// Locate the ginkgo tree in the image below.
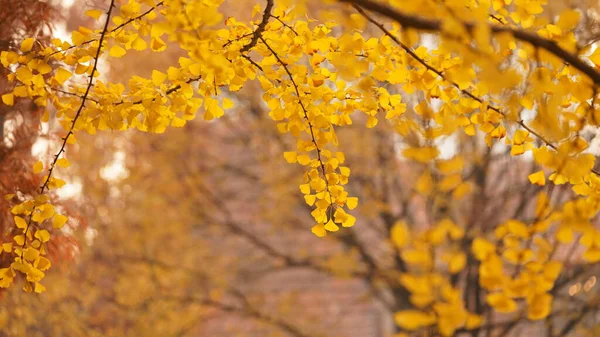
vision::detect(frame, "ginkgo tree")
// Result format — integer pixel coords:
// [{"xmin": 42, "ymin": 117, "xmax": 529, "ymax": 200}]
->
[
  {"xmin": 4, "ymin": 0, "xmax": 600, "ymax": 335},
  {"xmin": 1, "ymin": 72, "xmax": 599, "ymax": 337}
]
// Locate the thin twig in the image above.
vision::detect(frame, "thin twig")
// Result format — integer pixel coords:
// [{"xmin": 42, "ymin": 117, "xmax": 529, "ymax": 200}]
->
[
  {"xmin": 259, "ymin": 36, "xmax": 335, "ymax": 218},
  {"xmin": 48, "ymin": 1, "xmax": 162, "ymax": 57},
  {"xmin": 240, "ymin": 0, "xmax": 274, "ymax": 53},
  {"xmin": 343, "ymin": 0, "xmax": 600, "ymax": 86},
  {"xmin": 353, "ymin": 4, "xmax": 600, "ymax": 176},
  {"xmin": 21, "ymin": 0, "xmax": 117, "ymax": 263},
  {"xmin": 271, "ymin": 15, "xmax": 299, "ymax": 36}
]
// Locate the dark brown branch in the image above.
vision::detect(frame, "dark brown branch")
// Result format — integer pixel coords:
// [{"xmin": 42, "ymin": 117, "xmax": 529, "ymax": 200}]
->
[
  {"xmin": 21, "ymin": 0, "xmax": 117, "ymax": 261},
  {"xmin": 241, "ymin": 54, "xmax": 264, "ymax": 72},
  {"xmin": 553, "ymin": 298, "xmax": 599, "ymax": 337},
  {"xmin": 343, "ymin": 0, "xmax": 600, "ymax": 85},
  {"xmin": 258, "ymin": 35, "xmax": 335, "ymax": 215},
  {"xmin": 49, "ymin": 86, "xmax": 101, "ymax": 104},
  {"xmin": 113, "ymin": 76, "xmax": 201, "ymax": 106},
  {"xmin": 48, "ymin": 1, "xmax": 162, "ymax": 57},
  {"xmin": 240, "ymin": 0, "xmax": 274, "ymax": 53},
  {"xmin": 270, "ymin": 15, "xmax": 299, "ymax": 36},
  {"xmin": 353, "ymin": 4, "xmax": 600, "ymax": 176}
]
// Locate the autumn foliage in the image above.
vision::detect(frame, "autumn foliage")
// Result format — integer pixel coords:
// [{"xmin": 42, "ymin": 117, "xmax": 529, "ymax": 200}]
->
[{"xmin": 4, "ymin": 0, "xmax": 600, "ymax": 336}]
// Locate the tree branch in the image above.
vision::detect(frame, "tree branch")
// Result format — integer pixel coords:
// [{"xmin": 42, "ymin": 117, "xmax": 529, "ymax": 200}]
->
[
  {"xmin": 342, "ymin": 0, "xmax": 600, "ymax": 85},
  {"xmin": 240, "ymin": 0, "xmax": 274, "ymax": 53},
  {"xmin": 352, "ymin": 3, "xmax": 600, "ymax": 176}
]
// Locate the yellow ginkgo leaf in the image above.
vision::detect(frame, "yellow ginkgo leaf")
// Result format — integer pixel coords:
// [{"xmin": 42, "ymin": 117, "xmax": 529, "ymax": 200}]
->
[
  {"xmin": 486, "ymin": 292, "xmax": 517, "ymax": 313},
  {"xmin": 131, "ymin": 36, "xmax": 147, "ymax": 51},
  {"xmin": 23, "ymin": 248, "xmax": 39, "ymax": 261},
  {"xmin": 171, "ymin": 117, "xmax": 186, "ymax": 127},
  {"xmin": 528, "ymin": 170, "xmax": 545, "ymax": 186},
  {"xmin": 465, "ymin": 314, "xmax": 482, "ymax": 329},
  {"xmin": 403, "ymin": 147, "xmax": 439, "ymax": 163},
  {"xmin": 448, "ymin": 252, "xmax": 466, "ymax": 274},
  {"xmin": 54, "ymin": 68, "xmax": 72, "ymax": 86},
  {"xmin": 297, "ymin": 155, "xmax": 311, "ymax": 166},
  {"xmin": 20, "ymin": 37, "xmax": 34, "ymax": 52},
  {"xmin": 33, "ymin": 161, "xmax": 44, "ymax": 174},
  {"xmin": 151, "ymin": 37, "xmax": 166, "ymax": 52},
  {"xmin": 34, "ymin": 229, "xmax": 50, "ymax": 243},
  {"xmin": 109, "ymin": 45, "xmax": 126, "ymax": 58},
  {"xmin": 14, "ymin": 216, "xmax": 27, "ymax": 229},
  {"xmin": 346, "ymin": 197, "xmax": 358, "ymax": 210},
  {"xmin": 151, "ymin": 70, "xmax": 167, "ymax": 85},
  {"xmin": 391, "ymin": 221, "xmax": 410, "ymax": 248},
  {"xmin": 56, "ymin": 158, "xmax": 70, "ymax": 168},
  {"xmin": 394, "ymin": 310, "xmax": 436, "ymax": 330},
  {"xmin": 527, "ymin": 292, "xmax": 553, "ymax": 320},
  {"xmin": 71, "ymin": 31, "xmax": 86, "ymax": 46},
  {"xmin": 557, "ymin": 9, "xmax": 580, "ymax": 30},
  {"xmin": 223, "ymin": 98, "xmax": 234, "ymax": 109},
  {"xmin": 66, "ymin": 134, "xmax": 77, "ymax": 145},
  {"xmin": 472, "ymin": 237, "xmax": 495, "ymax": 261},
  {"xmin": 52, "ymin": 214, "xmax": 68, "ymax": 229},
  {"xmin": 366, "ymin": 115, "xmax": 378, "ymax": 128},
  {"xmin": 34, "ymin": 282, "xmax": 46, "ymax": 293},
  {"xmin": 342, "ymin": 214, "xmax": 356, "ymax": 228},
  {"xmin": 324, "ymin": 220, "xmax": 339, "ymax": 232},
  {"xmin": 311, "ymin": 224, "xmax": 326, "ymax": 237},
  {"xmin": 283, "ymin": 152, "xmax": 297, "ymax": 163},
  {"xmin": 14, "ymin": 235, "xmax": 25, "ymax": 245},
  {"xmin": 2, "ymin": 93, "xmax": 14, "ymax": 106},
  {"xmin": 85, "ymin": 9, "xmax": 103, "ymax": 20},
  {"xmin": 555, "ymin": 226, "xmax": 573, "ymax": 243}
]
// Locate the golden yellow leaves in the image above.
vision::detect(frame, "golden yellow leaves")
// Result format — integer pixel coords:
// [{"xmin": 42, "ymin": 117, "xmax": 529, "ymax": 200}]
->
[
  {"xmin": 287, "ymin": 150, "xmax": 356, "ymax": 236},
  {"xmin": 403, "ymin": 147, "xmax": 439, "ymax": 163},
  {"xmin": 557, "ymin": 10, "xmax": 580, "ymax": 32},
  {"xmin": 528, "ymin": 170, "xmax": 546, "ymax": 186},
  {"xmin": 395, "ymin": 275, "xmax": 483, "ymax": 336},
  {"xmin": 0, "ymin": 51, "xmax": 18, "ymax": 68},
  {"xmin": 409, "ymin": 155, "xmax": 472, "ymax": 201},
  {"xmin": 471, "ymin": 213, "xmax": 564, "ymax": 321},
  {"xmin": 203, "ymin": 97, "xmax": 225, "ymax": 120},
  {"xmin": 532, "ymin": 145, "xmax": 595, "ymax": 185},
  {"xmin": 0, "ymin": 0, "xmax": 595, "ymax": 311},
  {"xmin": 71, "ymin": 30, "xmax": 87, "ymax": 46},
  {"xmin": 120, "ymin": 1, "xmax": 142, "ymax": 18},
  {"xmin": 445, "ymin": 252, "xmax": 466, "ymax": 274},
  {"xmin": 5, "ymin": 195, "xmax": 65, "ymax": 292},
  {"xmin": 391, "ymin": 221, "xmax": 410, "ymax": 248},
  {"xmin": 394, "ymin": 310, "xmax": 436, "ymax": 330},
  {"xmin": 53, "ymin": 214, "xmax": 68, "ymax": 229},
  {"xmin": 130, "ymin": 36, "xmax": 148, "ymax": 51},
  {"xmin": 486, "ymin": 292, "xmax": 517, "ymax": 313},
  {"xmin": 1, "ymin": 93, "xmax": 14, "ymax": 106},
  {"xmin": 85, "ymin": 9, "xmax": 104, "ymax": 20},
  {"xmin": 33, "ymin": 161, "xmax": 44, "ymax": 174},
  {"xmin": 14, "ymin": 216, "xmax": 27, "ymax": 230},
  {"xmin": 377, "ymin": 88, "xmax": 406, "ymax": 120},
  {"xmin": 53, "ymin": 68, "xmax": 72, "ymax": 86},
  {"xmin": 151, "ymin": 70, "xmax": 167, "ymax": 86},
  {"xmin": 150, "ymin": 37, "xmax": 167, "ymax": 52},
  {"xmin": 589, "ymin": 46, "xmax": 600, "ymax": 67},
  {"xmin": 109, "ymin": 45, "xmax": 127, "ymax": 58},
  {"xmin": 20, "ymin": 38, "xmax": 35, "ymax": 52},
  {"xmin": 56, "ymin": 158, "xmax": 70, "ymax": 168},
  {"xmin": 527, "ymin": 292, "xmax": 553, "ymax": 320},
  {"xmin": 390, "ymin": 218, "xmax": 471, "ymax": 332}
]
